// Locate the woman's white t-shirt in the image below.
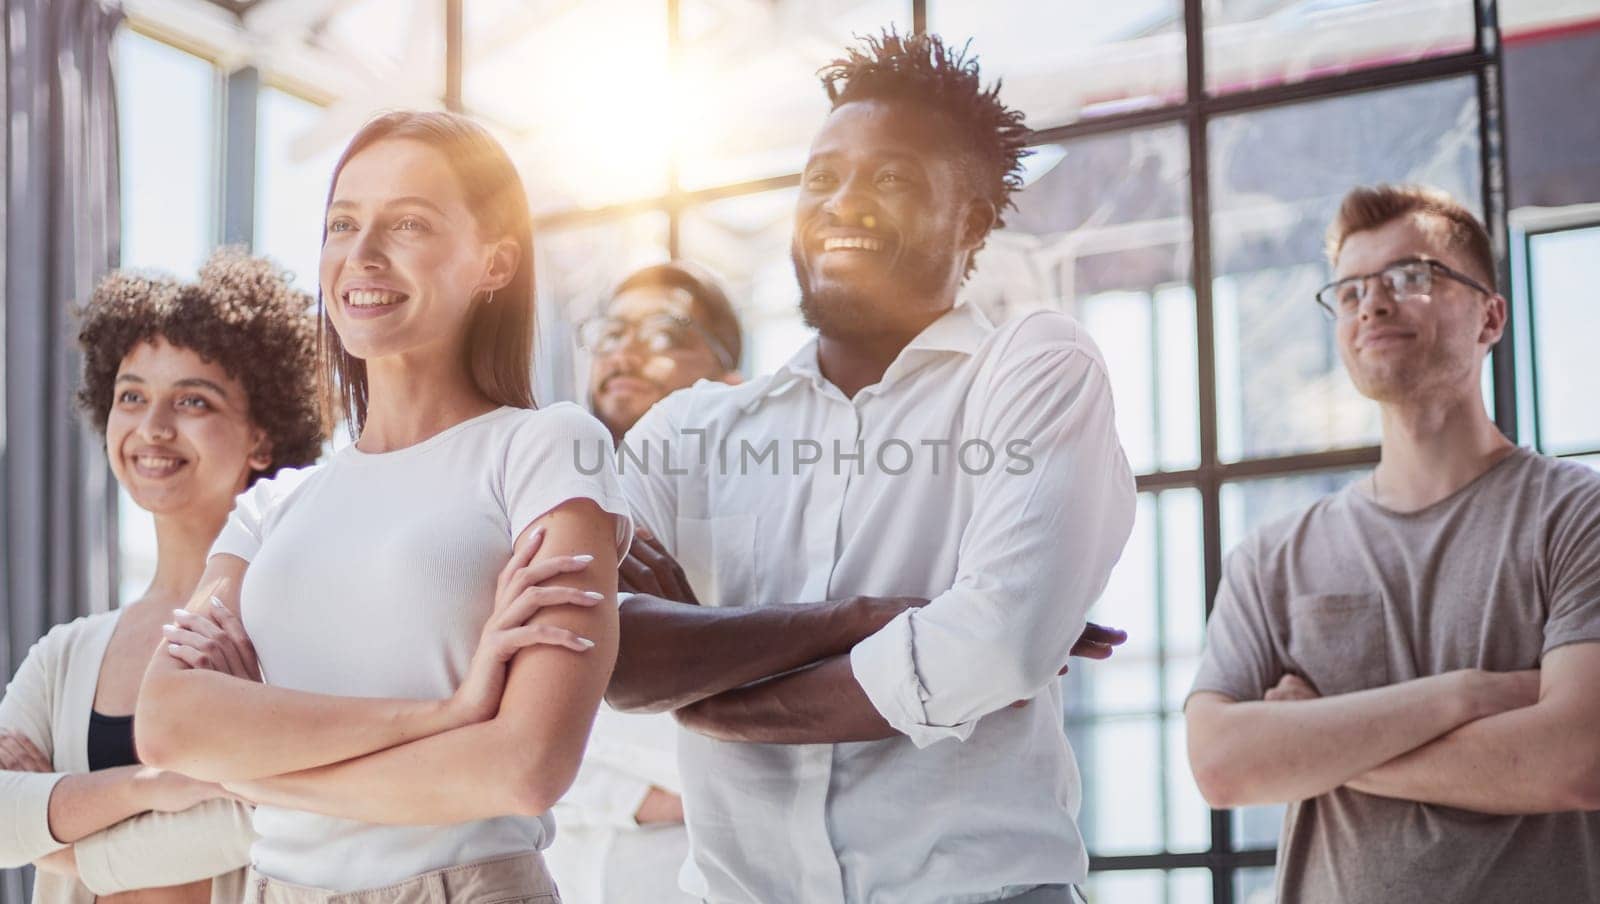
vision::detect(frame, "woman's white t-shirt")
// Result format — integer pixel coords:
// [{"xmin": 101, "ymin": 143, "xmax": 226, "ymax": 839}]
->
[{"xmin": 210, "ymin": 403, "xmax": 632, "ymax": 891}]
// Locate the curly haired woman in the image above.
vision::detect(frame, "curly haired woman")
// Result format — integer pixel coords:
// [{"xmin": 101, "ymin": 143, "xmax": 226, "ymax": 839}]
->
[{"xmin": 0, "ymin": 249, "xmax": 324, "ymax": 904}]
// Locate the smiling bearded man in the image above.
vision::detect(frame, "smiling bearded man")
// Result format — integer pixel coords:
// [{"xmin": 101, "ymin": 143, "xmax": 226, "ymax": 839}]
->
[{"xmin": 602, "ymin": 30, "xmax": 1135, "ymax": 904}]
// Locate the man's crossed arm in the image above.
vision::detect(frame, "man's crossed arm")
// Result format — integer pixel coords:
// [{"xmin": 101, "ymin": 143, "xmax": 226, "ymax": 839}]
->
[
  {"xmin": 1184, "ymin": 642, "xmax": 1600, "ymax": 815},
  {"xmin": 607, "ymin": 533, "xmax": 1127, "ymax": 744}
]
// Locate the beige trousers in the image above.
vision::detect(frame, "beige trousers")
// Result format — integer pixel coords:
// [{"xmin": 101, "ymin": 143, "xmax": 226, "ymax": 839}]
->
[{"xmin": 245, "ymin": 852, "xmax": 560, "ymax": 904}]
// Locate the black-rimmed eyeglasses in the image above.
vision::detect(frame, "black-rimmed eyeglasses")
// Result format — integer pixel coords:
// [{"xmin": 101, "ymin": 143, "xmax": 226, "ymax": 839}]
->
[{"xmin": 1314, "ymin": 258, "xmax": 1493, "ymax": 320}]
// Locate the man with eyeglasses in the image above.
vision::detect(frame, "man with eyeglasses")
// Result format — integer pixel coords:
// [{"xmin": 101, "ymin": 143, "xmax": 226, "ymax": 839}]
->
[
  {"xmin": 544, "ymin": 261, "xmax": 743, "ymax": 904},
  {"xmin": 1185, "ymin": 184, "xmax": 1600, "ymax": 903},
  {"xmin": 584, "ymin": 262, "xmax": 744, "ymax": 445}
]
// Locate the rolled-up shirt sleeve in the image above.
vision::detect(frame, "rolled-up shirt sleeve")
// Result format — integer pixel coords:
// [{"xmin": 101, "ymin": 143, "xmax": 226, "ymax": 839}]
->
[{"xmin": 851, "ymin": 324, "xmax": 1135, "ymax": 747}]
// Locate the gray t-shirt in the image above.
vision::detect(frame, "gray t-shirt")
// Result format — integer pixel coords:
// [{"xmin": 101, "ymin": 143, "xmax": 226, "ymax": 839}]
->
[{"xmin": 1191, "ymin": 448, "xmax": 1600, "ymax": 903}]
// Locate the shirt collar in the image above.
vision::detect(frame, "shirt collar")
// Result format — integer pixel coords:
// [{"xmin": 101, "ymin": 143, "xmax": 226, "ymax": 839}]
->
[{"xmin": 745, "ymin": 302, "xmax": 995, "ymax": 411}]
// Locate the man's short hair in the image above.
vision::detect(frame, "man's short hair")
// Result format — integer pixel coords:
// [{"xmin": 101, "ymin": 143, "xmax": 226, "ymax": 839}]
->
[
  {"xmin": 611, "ymin": 261, "xmax": 742, "ymax": 370},
  {"xmin": 1325, "ymin": 184, "xmax": 1497, "ymax": 290},
  {"xmin": 818, "ymin": 29, "xmax": 1031, "ymax": 277}
]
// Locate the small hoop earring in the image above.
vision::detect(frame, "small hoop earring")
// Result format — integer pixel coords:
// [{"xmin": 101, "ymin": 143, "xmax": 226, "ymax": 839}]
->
[{"xmin": 484, "ymin": 290, "xmax": 495, "ymax": 306}]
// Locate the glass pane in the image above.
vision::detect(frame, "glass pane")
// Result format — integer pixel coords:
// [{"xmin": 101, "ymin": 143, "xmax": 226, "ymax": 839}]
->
[
  {"xmin": 1070, "ymin": 494, "xmax": 1162, "ymax": 717},
  {"xmin": 1162, "ymin": 490, "xmax": 1207, "ymax": 712},
  {"xmin": 256, "ymin": 88, "xmax": 342, "ymax": 293},
  {"xmin": 1574, "ymin": 454, "xmax": 1600, "ymax": 471},
  {"xmin": 466, "ymin": 1, "xmax": 672, "ymax": 212},
  {"xmin": 678, "ymin": 188, "xmax": 811, "ymax": 378},
  {"xmin": 1066, "ymin": 489, "xmax": 1207, "ymax": 854},
  {"xmin": 1068, "ymin": 489, "xmax": 1203, "ymax": 718},
  {"xmin": 1210, "ymin": 77, "xmax": 1481, "ymax": 461},
  {"xmin": 114, "ymin": 29, "xmax": 216, "ymax": 605},
  {"xmin": 1083, "ymin": 868, "xmax": 1213, "ymax": 902},
  {"xmin": 1170, "ymin": 868, "xmax": 1214, "ymax": 903},
  {"xmin": 1166, "ymin": 715, "xmax": 1211, "ymax": 852},
  {"xmin": 117, "ymin": 486, "xmax": 156, "ymax": 606},
  {"xmin": 281, "ymin": 0, "xmax": 447, "ymax": 145},
  {"xmin": 1220, "ymin": 468, "xmax": 1367, "ymax": 551},
  {"xmin": 1232, "ymin": 802, "xmax": 1287, "ymax": 852},
  {"xmin": 116, "ymin": 29, "xmax": 216, "ymax": 274},
  {"xmin": 966, "ymin": 126, "xmax": 1196, "ymax": 473},
  {"xmin": 1234, "ymin": 865, "xmax": 1278, "ymax": 904},
  {"xmin": 1085, "ymin": 869, "xmax": 1164, "ymax": 901},
  {"xmin": 674, "ymin": 0, "xmax": 909, "ymax": 189},
  {"xmin": 1071, "ymin": 716, "xmax": 1163, "ymax": 855},
  {"xmin": 532, "ymin": 214, "xmax": 672, "ymax": 405},
  {"xmin": 316, "ymin": 0, "xmax": 445, "ymax": 85},
  {"xmin": 1205, "ymin": 0, "xmax": 1476, "ymax": 95},
  {"xmin": 1529, "ymin": 225, "xmax": 1600, "ymax": 454},
  {"xmin": 928, "ymin": 0, "xmax": 1185, "ymax": 129}
]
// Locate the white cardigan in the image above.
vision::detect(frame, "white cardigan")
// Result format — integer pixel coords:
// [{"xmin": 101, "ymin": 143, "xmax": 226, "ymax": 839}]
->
[{"xmin": 0, "ymin": 609, "xmax": 252, "ymax": 904}]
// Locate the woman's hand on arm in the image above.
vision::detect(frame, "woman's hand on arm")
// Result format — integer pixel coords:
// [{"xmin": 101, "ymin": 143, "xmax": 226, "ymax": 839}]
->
[
  {"xmin": 163, "ymin": 528, "xmax": 600, "ymax": 730},
  {"xmin": 161, "ymin": 598, "xmax": 260, "ymax": 681},
  {"xmin": 0, "ymin": 731, "xmax": 51, "ymax": 773},
  {"xmin": 225, "ymin": 499, "xmax": 622, "ymax": 825},
  {"xmin": 137, "ymin": 556, "xmax": 507, "ymax": 782},
  {"xmin": 448, "ymin": 525, "xmax": 608, "ymax": 724}
]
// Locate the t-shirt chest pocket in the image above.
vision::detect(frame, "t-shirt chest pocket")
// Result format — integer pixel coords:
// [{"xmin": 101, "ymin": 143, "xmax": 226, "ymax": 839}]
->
[
  {"xmin": 1286, "ymin": 592, "xmax": 1390, "ymax": 696},
  {"xmin": 674, "ymin": 513, "xmax": 758, "ymax": 608}
]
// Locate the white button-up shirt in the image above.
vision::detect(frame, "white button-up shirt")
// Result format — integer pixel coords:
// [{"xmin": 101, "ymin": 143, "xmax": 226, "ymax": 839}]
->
[{"xmin": 617, "ymin": 303, "xmax": 1135, "ymax": 904}]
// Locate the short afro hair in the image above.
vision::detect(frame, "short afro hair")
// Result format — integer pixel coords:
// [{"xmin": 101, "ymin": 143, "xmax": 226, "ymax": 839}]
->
[
  {"xmin": 76, "ymin": 248, "xmax": 326, "ymax": 484},
  {"xmin": 818, "ymin": 28, "xmax": 1031, "ymax": 275}
]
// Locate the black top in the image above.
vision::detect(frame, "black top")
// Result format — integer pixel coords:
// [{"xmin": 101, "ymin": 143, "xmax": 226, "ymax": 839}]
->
[{"xmin": 87, "ymin": 710, "xmax": 138, "ymax": 771}]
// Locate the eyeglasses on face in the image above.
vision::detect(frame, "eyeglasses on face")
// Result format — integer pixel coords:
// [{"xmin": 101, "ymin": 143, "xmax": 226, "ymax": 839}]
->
[
  {"xmin": 578, "ymin": 313, "xmax": 735, "ymax": 371},
  {"xmin": 1314, "ymin": 257, "xmax": 1492, "ymax": 320}
]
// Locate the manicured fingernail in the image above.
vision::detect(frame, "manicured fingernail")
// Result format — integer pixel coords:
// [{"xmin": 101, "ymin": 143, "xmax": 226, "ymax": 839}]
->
[
  {"xmin": 574, "ymin": 554, "xmax": 594, "ymax": 564},
  {"xmin": 576, "ymin": 637, "xmax": 596, "ymax": 648},
  {"xmin": 172, "ymin": 608, "xmax": 188, "ymax": 618},
  {"xmin": 210, "ymin": 596, "xmax": 225, "ymax": 609},
  {"xmin": 167, "ymin": 644, "xmax": 183, "ymax": 653},
  {"xmin": 584, "ymin": 591, "xmax": 605, "ymax": 600},
  {"xmin": 161, "ymin": 624, "xmax": 177, "ymax": 635}
]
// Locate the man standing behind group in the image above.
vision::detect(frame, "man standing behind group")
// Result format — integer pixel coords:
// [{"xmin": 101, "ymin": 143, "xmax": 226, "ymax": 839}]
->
[
  {"xmin": 545, "ymin": 262, "xmax": 743, "ymax": 903},
  {"xmin": 605, "ymin": 31, "xmax": 1134, "ymax": 904},
  {"xmin": 1186, "ymin": 184, "xmax": 1600, "ymax": 903},
  {"xmin": 585, "ymin": 262, "xmax": 744, "ymax": 446}
]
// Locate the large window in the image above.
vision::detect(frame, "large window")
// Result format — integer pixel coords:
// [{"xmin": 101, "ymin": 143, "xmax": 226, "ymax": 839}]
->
[
  {"xmin": 112, "ymin": 28, "xmax": 220, "ymax": 605},
  {"xmin": 108, "ymin": 1, "xmax": 1528, "ymax": 898},
  {"xmin": 255, "ymin": 86, "xmax": 341, "ymax": 293}
]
